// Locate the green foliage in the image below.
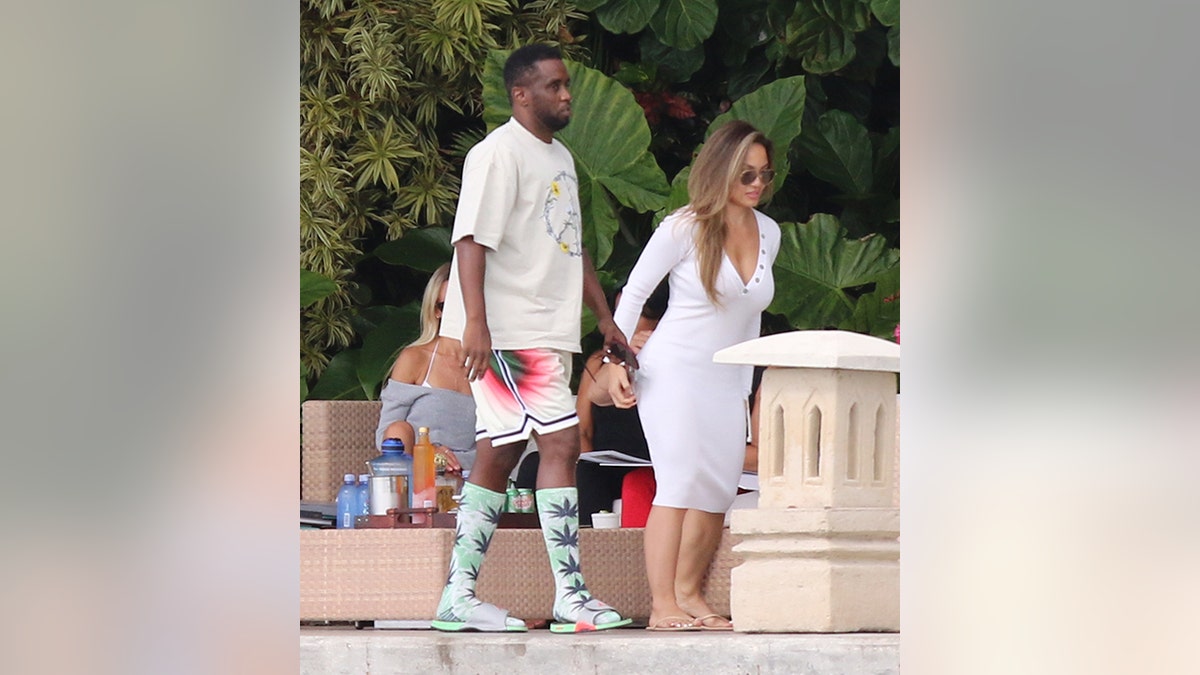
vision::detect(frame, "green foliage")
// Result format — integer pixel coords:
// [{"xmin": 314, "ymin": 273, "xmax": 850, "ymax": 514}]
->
[
  {"xmin": 784, "ymin": 0, "xmax": 871, "ymax": 74},
  {"xmin": 796, "ymin": 109, "xmax": 874, "ymax": 198},
  {"xmin": 301, "ymin": 0, "xmax": 588, "ymax": 393},
  {"xmin": 596, "ymin": 0, "xmax": 658, "ymax": 35},
  {"xmin": 768, "ymin": 214, "xmax": 899, "ymax": 332},
  {"xmin": 372, "ymin": 227, "xmax": 454, "ymax": 272},
  {"xmin": 301, "ymin": 269, "xmax": 339, "ymax": 308},
  {"xmin": 648, "ymin": 0, "xmax": 718, "ymax": 50}
]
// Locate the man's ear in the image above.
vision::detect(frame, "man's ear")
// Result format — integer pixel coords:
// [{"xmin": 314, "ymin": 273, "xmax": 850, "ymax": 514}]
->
[{"xmin": 510, "ymin": 85, "xmax": 526, "ymax": 108}]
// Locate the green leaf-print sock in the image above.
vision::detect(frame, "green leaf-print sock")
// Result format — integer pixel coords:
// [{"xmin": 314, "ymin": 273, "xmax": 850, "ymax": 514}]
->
[
  {"xmin": 536, "ymin": 487, "xmax": 625, "ymax": 628},
  {"xmin": 435, "ymin": 481, "xmax": 508, "ymax": 622}
]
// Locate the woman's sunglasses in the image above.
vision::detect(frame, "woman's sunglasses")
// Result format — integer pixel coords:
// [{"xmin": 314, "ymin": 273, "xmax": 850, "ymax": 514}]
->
[{"xmin": 739, "ymin": 169, "xmax": 776, "ymax": 186}]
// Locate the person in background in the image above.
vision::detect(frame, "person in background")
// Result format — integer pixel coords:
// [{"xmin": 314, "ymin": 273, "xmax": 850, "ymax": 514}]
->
[
  {"xmin": 431, "ymin": 44, "xmax": 635, "ymax": 634},
  {"xmin": 375, "ymin": 262, "xmax": 475, "ymax": 474},
  {"xmin": 605, "ymin": 120, "xmax": 781, "ymax": 631}
]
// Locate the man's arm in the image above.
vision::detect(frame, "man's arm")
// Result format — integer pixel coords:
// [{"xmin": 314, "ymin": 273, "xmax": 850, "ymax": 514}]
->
[
  {"xmin": 581, "ymin": 248, "xmax": 637, "ymax": 369},
  {"xmin": 455, "ymin": 236, "xmax": 491, "ymax": 382}
]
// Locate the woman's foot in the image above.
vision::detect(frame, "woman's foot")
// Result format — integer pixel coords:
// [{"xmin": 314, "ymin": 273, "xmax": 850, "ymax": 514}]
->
[
  {"xmin": 677, "ymin": 597, "xmax": 733, "ymax": 630},
  {"xmin": 690, "ymin": 613, "xmax": 733, "ymax": 630},
  {"xmin": 645, "ymin": 614, "xmax": 699, "ymax": 631},
  {"xmin": 648, "ymin": 602, "xmax": 701, "ymax": 632}
]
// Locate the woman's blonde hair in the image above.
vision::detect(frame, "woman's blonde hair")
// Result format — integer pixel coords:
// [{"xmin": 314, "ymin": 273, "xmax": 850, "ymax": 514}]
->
[
  {"xmin": 410, "ymin": 262, "xmax": 452, "ymax": 348},
  {"xmin": 686, "ymin": 120, "xmax": 774, "ymax": 305}
]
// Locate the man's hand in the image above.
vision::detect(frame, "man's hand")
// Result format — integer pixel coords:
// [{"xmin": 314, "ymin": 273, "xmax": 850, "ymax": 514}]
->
[
  {"xmin": 454, "ymin": 236, "xmax": 491, "ymax": 382},
  {"xmin": 598, "ymin": 317, "xmax": 638, "ymax": 370},
  {"xmin": 461, "ymin": 318, "xmax": 491, "ymax": 382}
]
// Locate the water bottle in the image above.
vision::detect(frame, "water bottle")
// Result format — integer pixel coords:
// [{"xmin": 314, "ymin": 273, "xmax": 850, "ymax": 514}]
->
[
  {"xmin": 336, "ymin": 473, "xmax": 357, "ymax": 529},
  {"xmin": 354, "ymin": 474, "xmax": 370, "ymax": 521},
  {"xmin": 367, "ymin": 438, "xmax": 412, "ymax": 516}
]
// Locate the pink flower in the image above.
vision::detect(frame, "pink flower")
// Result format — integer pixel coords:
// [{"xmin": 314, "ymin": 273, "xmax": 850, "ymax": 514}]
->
[{"xmin": 893, "ymin": 324, "xmax": 900, "ymax": 343}]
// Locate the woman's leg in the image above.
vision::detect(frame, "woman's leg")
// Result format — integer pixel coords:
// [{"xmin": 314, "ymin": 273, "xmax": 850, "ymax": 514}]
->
[
  {"xmin": 643, "ymin": 504, "xmax": 695, "ymax": 628},
  {"xmin": 673, "ymin": 509, "xmax": 731, "ymax": 628}
]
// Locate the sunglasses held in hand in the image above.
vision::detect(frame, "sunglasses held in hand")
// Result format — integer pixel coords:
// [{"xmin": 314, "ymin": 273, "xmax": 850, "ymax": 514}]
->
[{"xmin": 602, "ymin": 343, "xmax": 630, "ymax": 367}]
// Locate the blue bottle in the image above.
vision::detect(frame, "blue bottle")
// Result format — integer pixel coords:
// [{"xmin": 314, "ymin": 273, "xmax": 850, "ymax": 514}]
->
[
  {"xmin": 367, "ymin": 438, "xmax": 413, "ymax": 515},
  {"xmin": 336, "ymin": 473, "xmax": 358, "ymax": 529},
  {"xmin": 354, "ymin": 474, "xmax": 370, "ymax": 521}
]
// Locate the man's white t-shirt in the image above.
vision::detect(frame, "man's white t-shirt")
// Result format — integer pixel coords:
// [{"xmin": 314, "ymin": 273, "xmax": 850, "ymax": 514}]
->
[{"xmin": 439, "ymin": 117, "xmax": 585, "ymax": 352}]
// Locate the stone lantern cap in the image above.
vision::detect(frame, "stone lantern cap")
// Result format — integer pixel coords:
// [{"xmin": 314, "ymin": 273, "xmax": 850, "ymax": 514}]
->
[{"xmin": 713, "ymin": 330, "xmax": 899, "ymax": 372}]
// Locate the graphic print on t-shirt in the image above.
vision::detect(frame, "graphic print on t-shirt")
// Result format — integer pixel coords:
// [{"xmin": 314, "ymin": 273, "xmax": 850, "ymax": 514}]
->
[{"xmin": 543, "ymin": 171, "xmax": 582, "ymax": 257}]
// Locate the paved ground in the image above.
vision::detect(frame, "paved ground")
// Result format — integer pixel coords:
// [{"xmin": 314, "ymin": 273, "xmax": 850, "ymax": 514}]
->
[{"xmin": 300, "ymin": 625, "xmax": 900, "ymax": 674}]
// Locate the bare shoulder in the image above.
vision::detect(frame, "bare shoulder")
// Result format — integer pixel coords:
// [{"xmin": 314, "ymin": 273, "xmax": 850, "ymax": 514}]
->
[{"xmin": 390, "ymin": 344, "xmax": 433, "ymax": 384}]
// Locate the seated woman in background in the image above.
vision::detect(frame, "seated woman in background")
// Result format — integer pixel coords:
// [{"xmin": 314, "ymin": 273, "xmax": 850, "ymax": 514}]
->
[
  {"xmin": 514, "ymin": 283, "xmax": 669, "ymax": 525},
  {"xmin": 376, "ymin": 263, "xmax": 476, "ymax": 474}
]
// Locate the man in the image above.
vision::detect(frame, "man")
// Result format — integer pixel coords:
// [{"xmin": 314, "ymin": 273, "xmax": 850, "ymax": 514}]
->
[{"xmin": 431, "ymin": 44, "xmax": 636, "ymax": 633}]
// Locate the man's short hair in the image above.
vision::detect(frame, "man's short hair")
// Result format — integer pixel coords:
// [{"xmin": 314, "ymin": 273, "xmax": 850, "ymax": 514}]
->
[{"xmin": 504, "ymin": 44, "xmax": 563, "ymax": 96}]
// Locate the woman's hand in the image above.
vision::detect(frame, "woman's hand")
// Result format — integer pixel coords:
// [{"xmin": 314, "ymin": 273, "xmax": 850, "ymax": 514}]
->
[
  {"xmin": 604, "ymin": 363, "xmax": 637, "ymax": 409},
  {"xmin": 434, "ymin": 444, "xmax": 463, "ymax": 475}
]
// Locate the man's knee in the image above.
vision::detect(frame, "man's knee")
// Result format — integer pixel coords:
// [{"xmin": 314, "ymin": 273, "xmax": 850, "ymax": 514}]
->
[
  {"xmin": 534, "ymin": 427, "xmax": 581, "ymax": 467},
  {"xmin": 476, "ymin": 438, "xmax": 525, "ymax": 471}
]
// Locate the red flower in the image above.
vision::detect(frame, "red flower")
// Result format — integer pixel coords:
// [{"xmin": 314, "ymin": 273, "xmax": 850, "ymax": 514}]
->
[
  {"xmin": 634, "ymin": 92, "xmax": 661, "ymax": 126},
  {"xmin": 663, "ymin": 93, "xmax": 695, "ymax": 120}
]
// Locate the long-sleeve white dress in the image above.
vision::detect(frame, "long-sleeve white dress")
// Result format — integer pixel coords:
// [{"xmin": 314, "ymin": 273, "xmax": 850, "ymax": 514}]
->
[{"xmin": 613, "ymin": 207, "xmax": 780, "ymax": 513}]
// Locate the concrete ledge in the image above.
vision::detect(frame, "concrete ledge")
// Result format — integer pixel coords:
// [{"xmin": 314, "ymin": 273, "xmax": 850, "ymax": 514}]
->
[{"xmin": 300, "ymin": 627, "xmax": 900, "ymax": 675}]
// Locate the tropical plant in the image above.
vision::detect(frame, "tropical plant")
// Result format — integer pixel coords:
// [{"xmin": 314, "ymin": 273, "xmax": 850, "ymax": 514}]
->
[{"xmin": 300, "ymin": 0, "xmax": 588, "ymax": 386}]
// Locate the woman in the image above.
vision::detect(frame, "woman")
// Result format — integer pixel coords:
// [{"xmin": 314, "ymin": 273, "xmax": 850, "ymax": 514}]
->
[
  {"xmin": 606, "ymin": 121, "xmax": 780, "ymax": 631},
  {"xmin": 376, "ymin": 262, "xmax": 475, "ymax": 474}
]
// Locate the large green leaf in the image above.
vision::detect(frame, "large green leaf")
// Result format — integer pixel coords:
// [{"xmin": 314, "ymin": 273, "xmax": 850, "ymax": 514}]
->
[
  {"xmin": 596, "ymin": 0, "xmax": 660, "ymax": 34},
  {"xmin": 719, "ymin": 0, "xmax": 775, "ymax": 55},
  {"xmin": 639, "ymin": 32, "xmax": 706, "ymax": 83},
  {"xmin": 709, "ymin": 75, "xmax": 807, "ymax": 190},
  {"xmin": 727, "ymin": 54, "xmax": 773, "ymax": 100},
  {"xmin": 301, "ymin": 269, "xmax": 338, "ymax": 308},
  {"xmin": 653, "ymin": 165, "xmax": 692, "ymax": 226},
  {"xmin": 843, "ymin": 263, "xmax": 899, "ymax": 339},
  {"xmin": 353, "ymin": 304, "xmax": 411, "ymax": 337},
  {"xmin": 372, "ymin": 226, "xmax": 453, "ymax": 271},
  {"xmin": 796, "ymin": 109, "xmax": 874, "ymax": 197},
  {"xmin": 307, "ymin": 349, "xmax": 370, "ymax": 400},
  {"xmin": 482, "ymin": 51, "xmax": 670, "ymax": 266},
  {"xmin": 482, "ymin": 50, "xmax": 513, "ymax": 131},
  {"xmin": 574, "ymin": 0, "xmax": 608, "ymax": 10},
  {"xmin": 357, "ymin": 302, "xmax": 422, "ymax": 394},
  {"xmin": 578, "ymin": 173, "xmax": 620, "ymax": 266},
  {"xmin": 873, "ymin": 126, "xmax": 900, "ymax": 195},
  {"xmin": 649, "ymin": 0, "xmax": 718, "ymax": 51},
  {"xmin": 785, "ymin": 0, "xmax": 869, "ymax": 74},
  {"xmin": 768, "ymin": 214, "xmax": 899, "ymax": 329},
  {"xmin": 887, "ymin": 24, "xmax": 899, "ymax": 66},
  {"xmin": 870, "ymin": 0, "xmax": 899, "ymax": 27}
]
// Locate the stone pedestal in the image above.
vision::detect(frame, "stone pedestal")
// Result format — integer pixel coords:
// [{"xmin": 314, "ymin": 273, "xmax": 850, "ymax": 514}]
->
[{"xmin": 715, "ymin": 330, "xmax": 899, "ymax": 633}]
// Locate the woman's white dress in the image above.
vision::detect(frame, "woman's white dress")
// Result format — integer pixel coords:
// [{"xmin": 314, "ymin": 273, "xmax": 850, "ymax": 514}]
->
[{"xmin": 613, "ymin": 208, "xmax": 779, "ymax": 513}]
